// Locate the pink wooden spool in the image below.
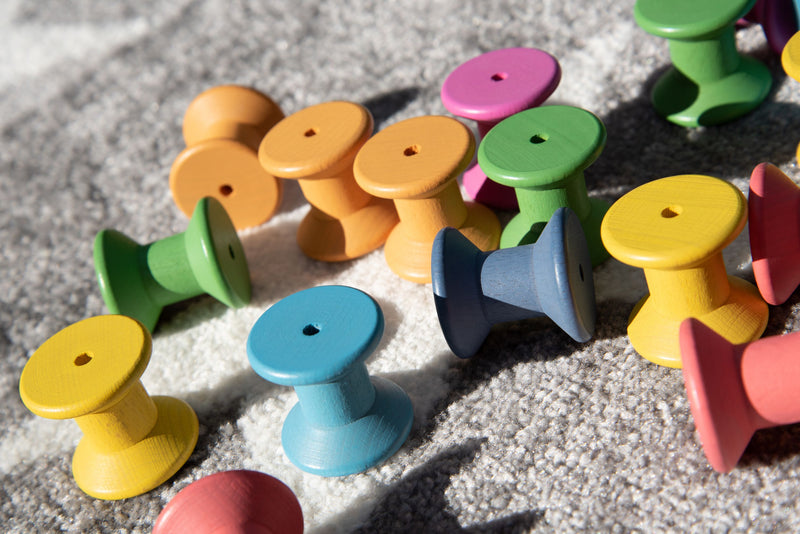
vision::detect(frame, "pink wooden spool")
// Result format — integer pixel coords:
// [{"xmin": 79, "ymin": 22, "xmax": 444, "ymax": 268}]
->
[
  {"xmin": 153, "ymin": 470, "xmax": 303, "ymax": 533},
  {"xmin": 748, "ymin": 162, "xmax": 800, "ymax": 305},
  {"xmin": 440, "ymin": 48, "xmax": 561, "ymax": 210},
  {"xmin": 680, "ymin": 318, "xmax": 800, "ymax": 473}
]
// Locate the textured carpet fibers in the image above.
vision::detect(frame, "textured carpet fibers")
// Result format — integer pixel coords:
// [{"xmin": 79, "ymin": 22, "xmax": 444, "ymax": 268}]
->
[{"xmin": 3, "ymin": 1, "xmax": 800, "ymax": 532}]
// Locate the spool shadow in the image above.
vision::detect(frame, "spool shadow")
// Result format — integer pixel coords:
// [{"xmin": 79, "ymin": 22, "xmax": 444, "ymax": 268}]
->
[
  {"xmin": 346, "ymin": 438, "xmax": 545, "ymax": 533},
  {"xmin": 362, "ymin": 87, "xmax": 421, "ymax": 130},
  {"xmin": 589, "ymin": 64, "xmax": 800, "ymax": 200}
]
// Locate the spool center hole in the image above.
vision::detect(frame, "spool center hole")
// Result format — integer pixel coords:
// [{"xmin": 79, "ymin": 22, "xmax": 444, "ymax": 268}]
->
[
  {"xmin": 228, "ymin": 244, "xmax": 235, "ymax": 260},
  {"xmin": 404, "ymin": 145, "xmax": 420, "ymax": 156},
  {"xmin": 303, "ymin": 324, "xmax": 320, "ymax": 336},
  {"xmin": 530, "ymin": 134, "xmax": 548, "ymax": 144},
  {"xmin": 219, "ymin": 184, "xmax": 233, "ymax": 196},
  {"xmin": 661, "ymin": 206, "xmax": 682, "ymax": 218},
  {"xmin": 491, "ymin": 72, "xmax": 508, "ymax": 81},
  {"xmin": 74, "ymin": 352, "xmax": 92, "ymax": 366},
  {"xmin": 579, "ymin": 264, "xmax": 584, "ymax": 282},
  {"xmin": 304, "ymin": 128, "xmax": 318, "ymax": 137}
]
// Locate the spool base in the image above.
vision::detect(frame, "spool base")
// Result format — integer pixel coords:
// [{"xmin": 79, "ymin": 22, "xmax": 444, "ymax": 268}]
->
[
  {"xmin": 297, "ymin": 198, "xmax": 398, "ymax": 262},
  {"xmin": 94, "ymin": 229, "xmax": 161, "ymax": 332},
  {"xmin": 385, "ymin": 202, "xmax": 500, "ymax": 283},
  {"xmin": 282, "ymin": 377, "xmax": 413, "ymax": 477},
  {"xmin": 72, "ymin": 396, "xmax": 199, "ymax": 500},
  {"xmin": 651, "ymin": 57, "xmax": 771, "ymax": 127},
  {"xmin": 628, "ymin": 276, "xmax": 768, "ymax": 368}
]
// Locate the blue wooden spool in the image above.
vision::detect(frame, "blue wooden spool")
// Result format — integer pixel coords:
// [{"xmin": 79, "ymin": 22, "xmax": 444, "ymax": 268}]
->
[
  {"xmin": 93, "ymin": 197, "xmax": 251, "ymax": 332},
  {"xmin": 247, "ymin": 285, "xmax": 414, "ymax": 477},
  {"xmin": 431, "ymin": 206, "xmax": 596, "ymax": 359}
]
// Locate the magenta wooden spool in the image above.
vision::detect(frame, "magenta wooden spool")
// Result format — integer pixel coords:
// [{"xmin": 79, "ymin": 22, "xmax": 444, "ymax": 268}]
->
[{"xmin": 441, "ymin": 48, "xmax": 561, "ymax": 210}]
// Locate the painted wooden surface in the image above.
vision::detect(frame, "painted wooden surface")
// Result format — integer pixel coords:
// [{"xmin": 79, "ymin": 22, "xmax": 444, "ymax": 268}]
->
[
  {"xmin": 634, "ymin": 0, "xmax": 771, "ymax": 126},
  {"xmin": 680, "ymin": 318, "xmax": 800, "ymax": 473},
  {"xmin": 153, "ymin": 470, "xmax": 304, "ymax": 533},
  {"xmin": 743, "ymin": 0, "xmax": 798, "ymax": 53},
  {"xmin": 354, "ymin": 115, "xmax": 500, "ymax": 283},
  {"xmin": 169, "ymin": 85, "xmax": 284, "ymax": 230},
  {"xmin": 93, "ymin": 197, "xmax": 251, "ymax": 332},
  {"xmin": 258, "ymin": 101, "xmax": 398, "ymax": 262},
  {"xmin": 431, "ymin": 207, "xmax": 596, "ymax": 359},
  {"xmin": 440, "ymin": 48, "xmax": 561, "ymax": 210},
  {"xmin": 749, "ymin": 162, "xmax": 800, "ymax": 305},
  {"xmin": 600, "ymin": 174, "xmax": 768, "ymax": 368},
  {"xmin": 18, "ymin": 315, "xmax": 199, "ymax": 500},
  {"xmin": 782, "ymin": 31, "xmax": 800, "ymax": 165},
  {"xmin": 478, "ymin": 105, "xmax": 609, "ymax": 265},
  {"xmin": 246, "ymin": 285, "xmax": 413, "ymax": 477}
]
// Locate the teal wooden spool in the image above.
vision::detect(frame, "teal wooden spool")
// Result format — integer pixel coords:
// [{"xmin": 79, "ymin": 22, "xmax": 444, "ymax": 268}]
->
[{"xmin": 247, "ymin": 285, "xmax": 413, "ymax": 477}]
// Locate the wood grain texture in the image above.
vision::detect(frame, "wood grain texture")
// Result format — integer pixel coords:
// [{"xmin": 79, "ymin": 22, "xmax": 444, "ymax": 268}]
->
[
  {"xmin": 601, "ymin": 174, "xmax": 768, "ymax": 368},
  {"xmin": 440, "ymin": 47, "xmax": 561, "ymax": 210},
  {"xmin": 93, "ymin": 197, "xmax": 251, "ymax": 332},
  {"xmin": 634, "ymin": 0, "xmax": 771, "ymax": 126},
  {"xmin": 19, "ymin": 315, "xmax": 198, "ymax": 500},
  {"xmin": 258, "ymin": 101, "xmax": 398, "ymax": 262},
  {"xmin": 246, "ymin": 286, "xmax": 413, "ymax": 477},
  {"xmin": 169, "ymin": 85, "xmax": 285, "ymax": 230},
  {"xmin": 680, "ymin": 318, "xmax": 800, "ymax": 473},
  {"xmin": 354, "ymin": 115, "xmax": 500, "ymax": 283}
]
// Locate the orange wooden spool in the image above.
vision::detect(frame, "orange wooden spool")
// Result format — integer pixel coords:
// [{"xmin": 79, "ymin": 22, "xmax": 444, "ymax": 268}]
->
[
  {"xmin": 258, "ymin": 101, "xmax": 398, "ymax": 262},
  {"xmin": 169, "ymin": 85, "xmax": 284, "ymax": 230},
  {"xmin": 354, "ymin": 115, "xmax": 501, "ymax": 283}
]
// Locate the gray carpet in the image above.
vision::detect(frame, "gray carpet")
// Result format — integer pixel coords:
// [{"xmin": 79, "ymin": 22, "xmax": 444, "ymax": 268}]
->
[{"xmin": 3, "ymin": 0, "xmax": 800, "ymax": 532}]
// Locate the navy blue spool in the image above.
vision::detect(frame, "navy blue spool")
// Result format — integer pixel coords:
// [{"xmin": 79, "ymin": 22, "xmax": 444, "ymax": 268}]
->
[
  {"xmin": 247, "ymin": 285, "xmax": 413, "ymax": 477},
  {"xmin": 431, "ymin": 206, "xmax": 596, "ymax": 358}
]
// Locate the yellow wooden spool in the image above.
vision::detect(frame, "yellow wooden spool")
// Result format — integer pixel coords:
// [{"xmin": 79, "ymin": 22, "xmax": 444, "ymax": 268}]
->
[
  {"xmin": 600, "ymin": 174, "xmax": 768, "ymax": 367},
  {"xmin": 19, "ymin": 315, "xmax": 199, "ymax": 500}
]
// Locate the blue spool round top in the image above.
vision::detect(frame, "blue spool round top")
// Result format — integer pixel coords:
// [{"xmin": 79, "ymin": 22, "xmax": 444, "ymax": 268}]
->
[{"xmin": 247, "ymin": 285, "xmax": 384, "ymax": 386}]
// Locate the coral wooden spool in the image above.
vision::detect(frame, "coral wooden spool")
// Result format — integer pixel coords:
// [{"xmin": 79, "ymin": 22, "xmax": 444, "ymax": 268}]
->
[
  {"xmin": 478, "ymin": 104, "xmax": 609, "ymax": 265},
  {"xmin": 600, "ymin": 174, "xmax": 768, "ymax": 368},
  {"xmin": 94, "ymin": 197, "xmax": 251, "ymax": 332},
  {"xmin": 18, "ymin": 315, "xmax": 199, "ymax": 500},
  {"xmin": 634, "ymin": 0, "xmax": 772, "ymax": 126},
  {"xmin": 748, "ymin": 162, "xmax": 800, "ymax": 305},
  {"xmin": 247, "ymin": 285, "xmax": 413, "ymax": 477},
  {"xmin": 169, "ymin": 85, "xmax": 284, "ymax": 230},
  {"xmin": 441, "ymin": 47, "xmax": 561, "ymax": 210},
  {"xmin": 680, "ymin": 318, "xmax": 800, "ymax": 472},
  {"xmin": 258, "ymin": 101, "xmax": 398, "ymax": 262},
  {"xmin": 432, "ymin": 207, "xmax": 596, "ymax": 359},
  {"xmin": 153, "ymin": 470, "xmax": 303, "ymax": 533},
  {"xmin": 354, "ymin": 115, "xmax": 501, "ymax": 283}
]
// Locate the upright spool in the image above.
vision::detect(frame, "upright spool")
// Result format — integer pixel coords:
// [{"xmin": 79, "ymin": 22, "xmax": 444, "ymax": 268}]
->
[
  {"xmin": 19, "ymin": 315, "xmax": 199, "ymax": 500},
  {"xmin": 601, "ymin": 174, "xmax": 768, "ymax": 367}
]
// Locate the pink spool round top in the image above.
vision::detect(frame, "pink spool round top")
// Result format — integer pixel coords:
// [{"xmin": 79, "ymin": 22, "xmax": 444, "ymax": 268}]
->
[
  {"xmin": 153, "ymin": 470, "xmax": 303, "ymax": 534},
  {"xmin": 441, "ymin": 47, "xmax": 561, "ymax": 123}
]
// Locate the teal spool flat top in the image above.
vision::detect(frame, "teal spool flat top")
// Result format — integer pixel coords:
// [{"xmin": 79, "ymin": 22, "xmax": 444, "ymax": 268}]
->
[
  {"xmin": 634, "ymin": 0, "xmax": 755, "ymax": 38},
  {"xmin": 247, "ymin": 286, "xmax": 384, "ymax": 386},
  {"xmin": 478, "ymin": 105, "xmax": 606, "ymax": 188}
]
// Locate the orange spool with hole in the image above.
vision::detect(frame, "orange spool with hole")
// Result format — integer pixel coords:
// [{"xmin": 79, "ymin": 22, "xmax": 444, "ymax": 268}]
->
[{"xmin": 169, "ymin": 85, "xmax": 285, "ymax": 230}]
